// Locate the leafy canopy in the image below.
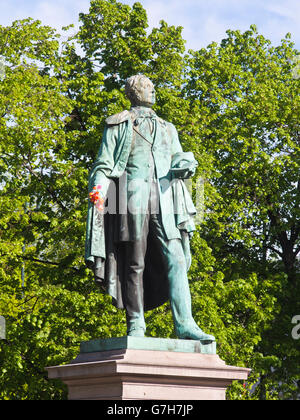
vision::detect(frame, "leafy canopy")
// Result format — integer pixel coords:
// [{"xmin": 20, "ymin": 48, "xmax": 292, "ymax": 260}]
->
[{"xmin": 0, "ymin": 1, "xmax": 299, "ymax": 400}]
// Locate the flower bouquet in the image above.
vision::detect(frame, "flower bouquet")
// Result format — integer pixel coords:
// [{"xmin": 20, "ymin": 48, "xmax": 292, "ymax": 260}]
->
[{"xmin": 89, "ymin": 185, "xmax": 105, "ymax": 211}]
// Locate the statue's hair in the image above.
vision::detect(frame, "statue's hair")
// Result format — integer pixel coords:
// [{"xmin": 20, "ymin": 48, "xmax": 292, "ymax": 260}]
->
[{"xmin": 125, "ymin": 74, "xmax": 152, "ymax": 104}]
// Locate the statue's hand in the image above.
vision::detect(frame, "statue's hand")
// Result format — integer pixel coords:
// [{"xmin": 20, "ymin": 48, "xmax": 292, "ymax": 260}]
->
[
  {"xmin": 173, "ymin": 164, "xmax": 197, "ymax": 179},
  {"xmin": 185, "ymin": 166, "xmax": 197, "ymax": 178},
  {"xmin": 171, "ymin": 152, "xmax": 198, "ymax": 179}
]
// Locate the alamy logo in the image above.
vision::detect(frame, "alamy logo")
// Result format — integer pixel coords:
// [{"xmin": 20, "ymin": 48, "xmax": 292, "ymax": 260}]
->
[
  {"xmin": 291, "ymin": 315, "xmax": 300, "ymax": 340},
  {"xmin": 0, "ymin": 316, "xmax": 5, "ymax": 340},
  {"xmin": 291, "ymin": 55, "xmax": 300, "ymax": 80},
  {"xmin": 0, "ymin": 57, "xmax": 5, "ymax": 81}
]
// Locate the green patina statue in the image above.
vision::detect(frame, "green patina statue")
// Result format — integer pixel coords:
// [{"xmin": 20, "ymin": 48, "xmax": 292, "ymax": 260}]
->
[{"xmin": 85, "ymin": 74, "xmax": 214, "ymax": 342}]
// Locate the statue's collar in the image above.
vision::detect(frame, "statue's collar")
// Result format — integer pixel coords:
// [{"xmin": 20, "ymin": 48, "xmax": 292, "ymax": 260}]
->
[{"xmin": 131, "ymin": 106, "xmax": 157, "ymax": 118}]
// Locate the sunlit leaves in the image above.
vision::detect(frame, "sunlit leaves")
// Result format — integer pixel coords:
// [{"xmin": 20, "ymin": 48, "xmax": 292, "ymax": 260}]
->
[{"xmin": 0, "ymin": 1, "xmax": 299, "ymax": 400}]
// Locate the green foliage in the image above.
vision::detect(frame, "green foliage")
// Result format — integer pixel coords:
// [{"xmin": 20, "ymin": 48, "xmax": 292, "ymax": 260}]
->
[
  {"xmin": 0, "ymin": 1, "xmax": 299, "ymax": 400},
  {"xmin": 184, "ymin": 25, "xmax": 300, "ymax": 399}
]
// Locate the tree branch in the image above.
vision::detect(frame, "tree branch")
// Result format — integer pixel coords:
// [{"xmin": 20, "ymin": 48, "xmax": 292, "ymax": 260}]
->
[
  {"xmin": 20, "ymin": 156, "xmax": 67, "ymax": 211},
  {"xmin": 22, "ymin": 256, "xmax": 80, "ymax": 272},
  {"xmin": 266, "ymin": 245, "xmax": 283, "ymax": 257}
]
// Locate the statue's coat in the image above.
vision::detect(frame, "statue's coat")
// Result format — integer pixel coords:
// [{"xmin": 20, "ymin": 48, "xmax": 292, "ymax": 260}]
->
[{"xmin": 85, "ymin": 110, "xmax": 196, "ymax": 311}]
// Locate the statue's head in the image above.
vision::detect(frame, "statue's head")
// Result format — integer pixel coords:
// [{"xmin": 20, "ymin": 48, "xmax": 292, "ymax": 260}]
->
[{"xmin": 125, "ymin": 74, "xmax": 156, "ymax": 108}]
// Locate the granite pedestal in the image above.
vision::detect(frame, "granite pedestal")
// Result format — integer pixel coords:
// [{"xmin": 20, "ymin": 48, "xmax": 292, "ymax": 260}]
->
[{"xmin": 46, "ymin": 337, "xmax": 250, "ymax": 400}]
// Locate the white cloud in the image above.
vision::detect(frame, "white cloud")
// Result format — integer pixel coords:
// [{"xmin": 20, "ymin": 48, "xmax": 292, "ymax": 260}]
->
[
  {"xmin": 34, "ymin": 1, "xmax": 79, "ymax": 28},
  {"xmin": 0, "ymin": 0, "xmax": 299, "ymax": 49},
  {"xmin": 0, "ymin": 0, "xmax": 90, "ymax": 31},
  {"xmin": 264, "ymin": 0, "xmax": 300, "ymax": 23},
  {"xmin": 123, "ymin": 0, "xmax": 299, "ymax": 49}
]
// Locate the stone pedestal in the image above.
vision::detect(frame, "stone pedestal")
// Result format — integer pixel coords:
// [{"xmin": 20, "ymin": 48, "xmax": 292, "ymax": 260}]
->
[{"xmin": 46, "ymin": 337, "xmax": 250, "ymax": 400}]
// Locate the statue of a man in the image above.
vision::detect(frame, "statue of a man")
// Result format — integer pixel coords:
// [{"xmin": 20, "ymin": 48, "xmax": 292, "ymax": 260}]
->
[{"xmin": 85, "ymin": 74, "xmax": 214, "ymax": 341}]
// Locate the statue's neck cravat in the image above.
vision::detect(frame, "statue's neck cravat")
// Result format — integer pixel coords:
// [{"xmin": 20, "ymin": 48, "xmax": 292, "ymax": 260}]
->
[{"xmin": 131, "ymin": 106, "xmax": 157, "ymax": 135}]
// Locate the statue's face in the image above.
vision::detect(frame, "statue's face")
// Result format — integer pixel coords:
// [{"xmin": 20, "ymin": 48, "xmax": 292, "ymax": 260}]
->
[{"xmin": 135, "ymin": 78, "xmax": 156, "ymax": 107}]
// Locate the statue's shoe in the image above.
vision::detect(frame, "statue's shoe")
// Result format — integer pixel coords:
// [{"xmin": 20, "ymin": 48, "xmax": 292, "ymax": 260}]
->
[
  {"xmin": 127, "ymin": 328, "xmax": 145, "ymax": 337},
  {"xmin": 176, "ymin": 322, "xmax": 215, "ymax": 342}
]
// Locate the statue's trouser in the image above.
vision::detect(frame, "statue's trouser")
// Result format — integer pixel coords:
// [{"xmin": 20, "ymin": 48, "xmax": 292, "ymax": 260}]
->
[{"xmin": 122, "ymin": 210, "xmax": 193, "ymax": 335}]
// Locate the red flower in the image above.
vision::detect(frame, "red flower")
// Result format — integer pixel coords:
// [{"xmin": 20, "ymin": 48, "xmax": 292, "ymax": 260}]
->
[{"xmin": 89, "ymin": 185, "xmax": 104, "ymax": 210}]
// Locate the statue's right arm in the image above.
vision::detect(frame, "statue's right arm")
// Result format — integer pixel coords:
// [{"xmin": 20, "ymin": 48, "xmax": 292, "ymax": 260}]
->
[{"xmin": 89, "ymin": 126, "xmax": 117, "ymax": 198}]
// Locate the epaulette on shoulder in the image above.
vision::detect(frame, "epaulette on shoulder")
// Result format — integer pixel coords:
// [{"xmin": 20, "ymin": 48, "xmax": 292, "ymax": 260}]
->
[
  {"xmin": 105, "ymin": 110, "xmax": 131, "ymax": 125},
  {"xmin": 158, "ymin": 117, "xmax": 168, "ymax": 126}
]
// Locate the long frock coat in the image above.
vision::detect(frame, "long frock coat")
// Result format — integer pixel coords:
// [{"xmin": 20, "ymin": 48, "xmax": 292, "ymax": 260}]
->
[{"xmin": 85, "ymin": 109, "xmax": 197, "ymax": 311}]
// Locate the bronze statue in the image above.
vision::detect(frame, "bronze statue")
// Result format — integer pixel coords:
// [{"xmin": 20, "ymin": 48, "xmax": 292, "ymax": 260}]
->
[{"xmin": 85, "ymin": 75, "xmax": 214, "ymax": 341}]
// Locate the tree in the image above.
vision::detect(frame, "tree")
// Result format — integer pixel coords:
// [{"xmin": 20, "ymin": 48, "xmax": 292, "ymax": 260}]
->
[
  {"xmin": 0, "ymin": 16, "xmax": 126, "ymax": 400},
  {"xmin": 184, "ymin": 25, "xmax": 300, "ymax": 398},
  {"xmin": 0, "ymin": 1, "xmax": 299, "ymax": 400},
  {"xmin": 0, "ymin": 1, "xmax": 191, "ymax": 399}
]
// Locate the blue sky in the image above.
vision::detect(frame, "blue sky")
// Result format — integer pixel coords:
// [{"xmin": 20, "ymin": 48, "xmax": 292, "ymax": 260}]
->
[{"xmin": 0, "ymin": 0, "xmax": 299, "ymax": 50}]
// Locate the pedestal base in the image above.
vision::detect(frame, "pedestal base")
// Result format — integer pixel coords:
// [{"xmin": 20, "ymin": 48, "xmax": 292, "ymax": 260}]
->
[{"xmin": 46, "ymin": 337, "xmax": 250, "ymax": 400}]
